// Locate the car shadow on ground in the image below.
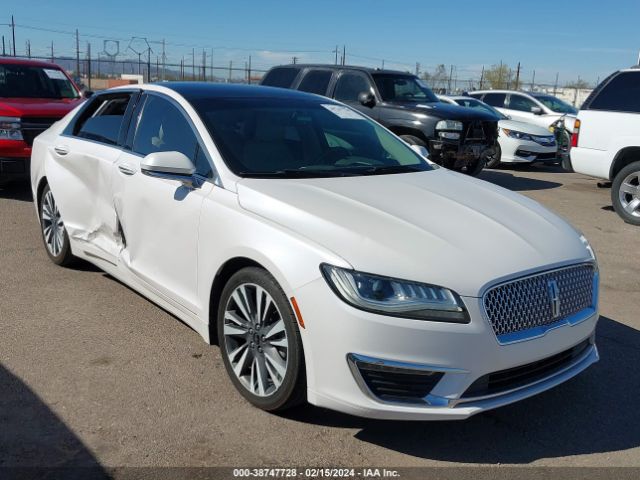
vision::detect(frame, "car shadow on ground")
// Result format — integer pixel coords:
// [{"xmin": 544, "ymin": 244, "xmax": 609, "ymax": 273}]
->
[
  {"xmin": 0, "ymin": 364, "xmax": 109, "ymax": 477},
  {"xmin": 479, "ymin": 168, "xmax": 563, "ymax": 191},
  {"xmin": 0, "ymin": 181, "xmax": 33, "ymax": 202},
  {"xmin": 284, "ymin": 316, "xmax": 640, "ymax": 464}
]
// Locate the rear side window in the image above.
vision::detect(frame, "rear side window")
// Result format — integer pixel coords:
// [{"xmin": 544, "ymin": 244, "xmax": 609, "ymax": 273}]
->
[
  {"xmin": 73, "ymin": 93, "xmax": 133, "ymax": 145},
  {"xmin": 508, "ymin": 94, "xmax": 537, "ymax": 112},
  {"xmin": 297, "ymin": 70, "xmax": 332, "ymax": 95},
  {"xmin": 261, "ymin": 67, "xmax": 301, "ymax": 88},
  {"xmin": 588, "ymin": 71, "xmax": 640, "ymax": 113},
  {"xmin": 482, "ymin": 93, "xmax": 507, "ymax": 108}
]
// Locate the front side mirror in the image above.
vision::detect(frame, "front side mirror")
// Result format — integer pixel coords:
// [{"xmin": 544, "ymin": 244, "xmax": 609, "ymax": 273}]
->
[
  {"xmin": 531, "ymin": 106, "xmax": 543, "ymax": 115},
  {"xmin": 83, "ymin": 90, "xmax": 94, "ymax": 99},
  {"xmin": 410, "ymin": 144, "xmax": 429, "ymax": 159},
  {"xmin": 358, "ymin": 91, "xmax": 376, "ymax": 108},
  {"xmin": 141, "ymin": 151, "xmax": 198, "ymax": 187}
]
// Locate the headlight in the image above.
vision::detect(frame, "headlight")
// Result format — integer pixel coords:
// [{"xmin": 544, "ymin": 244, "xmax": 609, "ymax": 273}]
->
[
  {"xmin": 321, "ymin": 264, "xmax": 469, "ymax": 323},
  {"xmin": 0, "ymin": 116, "xmax": 23, "ymax": 141},
  {"xmin": 436, "ymin": 120, "xmax": 463, "ymax": 131},
  {"xmin": 502, "ymin": 128, "xmax": 533, "ymax": 141}
]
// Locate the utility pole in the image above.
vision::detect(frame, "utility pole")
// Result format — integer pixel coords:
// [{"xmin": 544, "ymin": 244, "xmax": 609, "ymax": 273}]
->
[
  {"xmin": 75, "ymin": 29, "xmax": 80, "ymax": 79},
  {"xmin": 146, "ymin": 45, "xmax": 151, "ymax": 82},
  {"xmin": 228, "ymin": 60, "xmax": 232, "ymax": 82},
  {"xmin": 11, "ymin": 15, "xmax": 16, "ymax": 57},
  {"xmin": 292, "ymin": 56, "xmax": 297, "ymax": 64},
  {"xmin": 479, "ymin": 65, "xmax": 485, "ymax": 89},
  {"xmin": 448, "ymin": 64, "xmax": 454, "ymax": 92},
  {"xmin": 553, "ymin": 72, "xmax": 559, "ymax": 96},
  {"xmin": 381, "ymin": 59, "xmax": 385, "ymax": 69},
  {"xmin": 342, "ymin": 45, "xmax": 346, "ymax": 65},
  {"xmin": 2, "ymin": 36, "xmax": 5, "ymax": 56},
  {"xmin": 161, "ymin": 39, "xmax": 166, "ymax": 81},
  {"xmin": 210, "ymin": 48, "xmax": 213, "ymax": 82},
  {"xmin": 514, "ymin": 62, "xmax": 521, "ymax": 90},
  {"xmin": 247, "ymin": 55, "xmax": 252, "ymax": 84},
  {"xmin": 50, "ymin": 41, "xmax": 54, "ymax": 63},
  {"xmin": 333, "ymin": 45, "xmax": 338, "ymax": 65},
  {"xmin": 26, "ymin": 40, "xmax": 30, "ymax": 58},
  {"xmin": 192, "ymin": 48, "xmax": 195, "ymax": 80},
  {"xmin": 86, "ymin": 42, "xmax": 91, "ymax": 90},
  {"xmin": 202, "ymin": 49, "xmax": 206, "ymax": 81},
  {"xmin": 415, "ymin": 62, "xmax": 420, "ymax": 77},
  {"xmin": 530, "ymin": 70, "xmax": 536, "ymax": 91},
  {"xmin": 180, "ymin": 57, "xmax": 184, "ymax": 80}
]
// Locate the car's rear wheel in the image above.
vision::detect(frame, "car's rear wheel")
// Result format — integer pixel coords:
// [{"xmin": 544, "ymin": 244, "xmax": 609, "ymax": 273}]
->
[
  {"xmin": 612, "ymin": 161, "xmax": 640, "ymax": 226},
  {"xmin": 217, "ymin": 267, "xmax": 306, "ymax": 412},
  {"xmin": 485, "ymin": 144, "xmax": 502, "ymax": 169},
  {"xmin": 39, "ymin": 185, "xmax": 75, "ymax": 266}
]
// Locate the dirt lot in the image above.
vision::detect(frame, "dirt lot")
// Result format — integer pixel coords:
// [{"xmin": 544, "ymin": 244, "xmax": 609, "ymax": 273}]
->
[{"xmin": 1, "ymin": 165, "xmax": 639, "ymax": 470}]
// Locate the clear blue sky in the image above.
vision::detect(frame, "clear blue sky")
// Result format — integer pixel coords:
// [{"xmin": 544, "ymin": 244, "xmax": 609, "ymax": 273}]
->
[{"xmin": 3, "ymin": 0, "xmax": 639, "ymax": 85}]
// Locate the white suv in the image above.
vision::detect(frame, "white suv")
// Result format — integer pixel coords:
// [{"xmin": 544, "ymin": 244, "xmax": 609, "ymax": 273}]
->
[{"xmin": 570, "ymin": 68, "xmax": 640, "ymax": 225}]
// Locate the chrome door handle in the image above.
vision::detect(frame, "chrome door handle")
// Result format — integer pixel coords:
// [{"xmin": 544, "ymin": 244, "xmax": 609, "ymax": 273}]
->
[
  {"xmin": 118, "ymin": 164, "xmax": 136, "ymax": 176},
  {"xmin": 53, "ymin": 145, "xmax": 69, "ymax": 156}
]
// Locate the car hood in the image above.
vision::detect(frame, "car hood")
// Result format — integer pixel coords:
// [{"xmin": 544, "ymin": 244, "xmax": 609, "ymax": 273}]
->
[
  {"xmin": 0, "ymin": 98, "xmax": 83, "ymax": 118},
  {"xmin": 384, "ymin": 101, "xmax": 497, "ymax": 122},
  {"xmin": 236, "ymin": 170, "xmax": 591, "ymax": 297},
  {"xmin": 498, "ymin": 119, "xmax": 553, "ymax": 136}
]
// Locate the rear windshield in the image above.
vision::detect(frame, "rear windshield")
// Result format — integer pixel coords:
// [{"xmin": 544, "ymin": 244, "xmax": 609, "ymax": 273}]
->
[
  {"xmin": 0, "ymin": 64, "xmax": 79, "ymax": 99},
  {"xmin": 587, "ymin": 71, "xmax": 640, "ymax": 113},
  {"xmin": 261, "ymin": 67, "xmax": 301, "ymax": 88},
  {"xmin": 191, "ymin": 97, "xmax": 432, "ymax": 178}
]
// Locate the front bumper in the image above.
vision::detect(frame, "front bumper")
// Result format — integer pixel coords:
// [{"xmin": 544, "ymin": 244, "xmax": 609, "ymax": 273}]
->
[
  {"xmin": 0, "ymin": 156, "xmax": 31, "ymax": 182},
  {"xmin": 296, "ymin": 277, "xmax": 599, "ymax": 420},
  {"xmin": 499, "ymin": 136, "xmax": 558, "ymax": 164}
]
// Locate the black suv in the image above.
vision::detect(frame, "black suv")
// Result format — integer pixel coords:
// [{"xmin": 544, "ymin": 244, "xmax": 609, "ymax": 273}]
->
[{"xmin": 261, "ymin": 64, "xmax": 498, "ymax": 175}]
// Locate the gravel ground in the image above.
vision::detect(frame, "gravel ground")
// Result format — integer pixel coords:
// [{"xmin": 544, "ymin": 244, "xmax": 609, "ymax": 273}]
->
[{"xmin": 1, "ymin": 164, "xmax": 639, "ymax": 471}]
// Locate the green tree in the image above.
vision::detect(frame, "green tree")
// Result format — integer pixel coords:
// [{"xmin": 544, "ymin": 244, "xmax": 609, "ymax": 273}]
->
[{"xmin": 484, "ymin": 63, "xmax": 512, "ymax": 89}]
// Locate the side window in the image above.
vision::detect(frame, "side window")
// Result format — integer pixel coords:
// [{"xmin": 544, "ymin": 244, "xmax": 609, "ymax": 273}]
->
[
  {"xmin": 589, "ymin": 71, "xmax": 640, "ymax": 113},
  {"xmin": 132, "ymin": 95, "xmax": 198, "ymax": 161},
  {"xmin": 261, "ymin": 67, "xmax": 301, "ymax": 88},
  {"xmin": 482, "ymin": 93, "xmax": 506, "ymax": 107},
  {"xmin": 508, "ymin": 94, "xmax": 538, "ymax": 112},
  {"xmin": 297, "ymin": 70, "xmax": 332, "ymax": 95},
  {"xmin": 73, "ymin": 94, "xmax": 133, "ymax": 145},
  {"xmin": 334, "ymin": 73, "xmax": 372, "ymax": 102}
]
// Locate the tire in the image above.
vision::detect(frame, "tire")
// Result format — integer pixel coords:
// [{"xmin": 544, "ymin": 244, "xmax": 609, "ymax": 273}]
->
[
  {"xmin": 39, "ymin": 184, "xmax": 76, "ymax": 266},
  {"xmin": 400, "ymin": 134, "xmax": 427, "ymax": 147},
  {"xmin": 485, "ymin": 144, "xmax": 502, "ymax": 169},
  {"xmin": 217, "ymin": 267, "xmax": 306, "ymax": 412},
  {"xmin": 463, "ymin": 156, "xmax": 486, "ymax": 176},
  {"xmin": 611, "ymin": 161, "xmax": 640, "ymax": 226}
]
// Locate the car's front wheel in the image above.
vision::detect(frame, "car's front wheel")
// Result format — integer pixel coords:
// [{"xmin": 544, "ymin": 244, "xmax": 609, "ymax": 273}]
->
[
  {"xmin": 485, "ymin": 144, "xmax": 502, "ymax": 169},
  {"xmin": 612, "ymin": 161, "xmax": 640, "ymax": 226},
  {"xmin": 217, "ymin": 267, "xmax": 306, "ymax": 412},
  {"xmin": 39, "ymin": 184, "xmax": 75, "ymax": 266}
]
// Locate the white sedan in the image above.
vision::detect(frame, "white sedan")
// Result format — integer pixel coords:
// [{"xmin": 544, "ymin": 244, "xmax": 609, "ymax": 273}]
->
[
  {"xmin": 31, "ymin": 83, "xmax": 599, "ymax": 420},
  {"xmin": 439, "ymin": 95, "xmax": 558, "ymax": 168}
]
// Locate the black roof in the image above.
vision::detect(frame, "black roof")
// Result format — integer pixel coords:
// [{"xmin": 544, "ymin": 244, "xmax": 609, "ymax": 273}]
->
[
  {"xmin": 159, "ymin": 82, "xmax": 327, "ymax": 101},
  {"xmin": 269, "ymin": 64, "xmax": 412, "ymax": 76}
]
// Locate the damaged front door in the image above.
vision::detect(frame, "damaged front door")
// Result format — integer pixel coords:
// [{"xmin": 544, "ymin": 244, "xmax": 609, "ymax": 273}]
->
[
  {"xmin": 113, "ymin": 93, "xmax": 213, "ymax": 314},
  {"xmin": 48, "ymin": 91, "xmax": 138, "ymax": 265}
]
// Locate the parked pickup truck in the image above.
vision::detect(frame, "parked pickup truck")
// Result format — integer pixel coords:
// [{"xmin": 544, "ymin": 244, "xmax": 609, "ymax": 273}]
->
[
  {"xmin": 0, "ymin": 57, "xmax": 85, "ymax": 184},
  {"xmin": 261, "ymin": 64, "xmax": 498, "ymax": 175}
]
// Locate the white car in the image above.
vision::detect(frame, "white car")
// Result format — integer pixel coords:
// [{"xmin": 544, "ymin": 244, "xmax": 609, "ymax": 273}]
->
[
  {"xmin": 570, "ymin": 68, "xmax": 640, "ymax": 225},
  {"xmin": 438, "ymin": 95, "xmax": 558, "ymax": 167},
  {"xmin": 31, "ymin": 83, "xmax": 599, "ymax": 420},
  {"xmin": 468, "ymin": 90, "xmax": 578, "ymax": 135}
]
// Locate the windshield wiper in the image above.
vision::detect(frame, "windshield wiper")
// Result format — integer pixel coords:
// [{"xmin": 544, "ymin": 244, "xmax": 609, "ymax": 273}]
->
[
  {"xmin": 237, "ymin": 169, "xmax": 358, "ymax": 178},
  {"xmin": 349, "ymin": 165, "xmax": 427, "ymax": 175}
]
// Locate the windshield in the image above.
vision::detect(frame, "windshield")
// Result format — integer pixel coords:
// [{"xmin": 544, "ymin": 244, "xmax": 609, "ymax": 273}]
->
[
  {"xmin": 192, "ymin": 97, "xmax": 432, "ymax": 178},
  {"xmin": 0, "ymin": 64, "xmax": 79, "ymax": 99},
  {"xmin": 372, "ymin": 74, "xmax": 439, "ymax": 103},
  {"xmin": 533, "ymin": 94, "xmax": 577, "ymax": 114},
  {"xmin": 454, "ymin": 98, "xmax": 507, "ymax": 120}
]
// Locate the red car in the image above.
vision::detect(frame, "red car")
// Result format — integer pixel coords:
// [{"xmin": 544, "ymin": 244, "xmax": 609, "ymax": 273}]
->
[{"xmin": 0, "ymin": 58, "xmax": 85, "ymax": 184}]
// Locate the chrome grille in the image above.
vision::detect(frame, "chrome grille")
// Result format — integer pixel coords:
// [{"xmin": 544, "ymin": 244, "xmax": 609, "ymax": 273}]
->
[{"xmin": 483, "ymin": 264, "xmax": 596, "ymax": 340}]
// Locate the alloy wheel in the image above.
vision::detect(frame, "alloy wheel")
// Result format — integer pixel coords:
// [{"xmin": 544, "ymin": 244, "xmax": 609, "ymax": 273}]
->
[
  {"xmin": 618, "ymin": 172, "xmax": 640, "ymax": 218},
  {"xmin": 223, "ymin": 283, "xmax": 289, "ymax": 397},
  {"xmin": 41, "ymin": 190, "xmax": 65, "ymax": 257}
]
